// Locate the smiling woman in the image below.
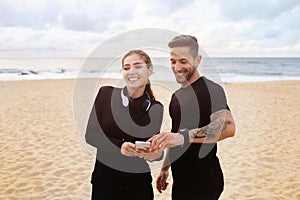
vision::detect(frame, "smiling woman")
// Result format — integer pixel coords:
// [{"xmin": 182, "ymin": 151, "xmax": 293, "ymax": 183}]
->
[{"xmin": 85, "ymin": 49, "xmax": 164, "ymax": 200}]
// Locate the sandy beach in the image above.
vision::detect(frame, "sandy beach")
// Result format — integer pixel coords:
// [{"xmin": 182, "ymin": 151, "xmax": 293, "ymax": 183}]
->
[{"xmin": 0, "ymin": 79, "xmax": 299, "ymax": 200}]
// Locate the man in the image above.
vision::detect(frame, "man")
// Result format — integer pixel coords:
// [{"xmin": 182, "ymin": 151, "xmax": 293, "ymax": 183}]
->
[{"xmin": 148, "ymin": 35, "xmax": 236, "ymax": 200}]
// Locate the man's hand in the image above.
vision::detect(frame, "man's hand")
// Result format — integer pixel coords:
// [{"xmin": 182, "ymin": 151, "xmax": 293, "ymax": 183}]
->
[
  {"xmin": 120, "ymin": 142, "xmax": 137, "ymax": 157},
  {"xmin": 137, "ymin": 149, "xmax": 163, "ymax": 161},
  {"xmin": 148, "ymin": 132, "xmax": 184, "ymax": 151},
  {"xmin": 156, "ymin": 168, "xmax": 169, "ymax": 193}
]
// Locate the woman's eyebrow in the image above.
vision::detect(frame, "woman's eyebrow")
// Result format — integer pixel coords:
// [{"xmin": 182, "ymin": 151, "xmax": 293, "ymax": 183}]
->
[
  {"xmin": 132, "ymin": 61, "xmax": 144, "ymax": 65},
  {"xmin": 123, "ymin": 61, "xmax": 144, "ymax": 66}
]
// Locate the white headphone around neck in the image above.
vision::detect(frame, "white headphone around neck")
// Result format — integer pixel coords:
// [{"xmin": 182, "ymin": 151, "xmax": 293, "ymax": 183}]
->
[{"xmin": 121, "ymin": 88, "xmax": 151, "ymax": 111}]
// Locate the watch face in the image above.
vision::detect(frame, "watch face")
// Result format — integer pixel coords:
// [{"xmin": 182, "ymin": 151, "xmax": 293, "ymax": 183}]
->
[
  {"xmin": 179, "ymin": 128, "xmax": 188, "ymax": 133},
  {"xmin": 178, "ymin": 128, "xmax": 189, "ymax": 147}
]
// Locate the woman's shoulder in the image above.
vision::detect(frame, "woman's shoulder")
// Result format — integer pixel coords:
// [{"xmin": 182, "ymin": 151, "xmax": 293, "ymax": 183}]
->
[
  {"xmin": 98, "ymin": 86, "xmax": 121, "ymax": 94},
  {"xmin": 99, "ymin": 85, "xmax": 113, "ymax": 92},
  {"xmin": 95, "ymin": 86, "xmax": 120, "ymax": 103},
  {"xmin": 151, "ymin": 99, "xmax": 163, "ymax": 108}
]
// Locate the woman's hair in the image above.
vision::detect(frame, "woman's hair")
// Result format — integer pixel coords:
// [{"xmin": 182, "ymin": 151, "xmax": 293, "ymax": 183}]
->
[{"xmin": 121, "ymin": 49, "xmax": 155, "ymax": 100}]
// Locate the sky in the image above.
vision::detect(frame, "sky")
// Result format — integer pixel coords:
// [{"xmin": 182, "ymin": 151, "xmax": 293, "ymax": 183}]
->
[{"xmin": 0, "ymin": 0, "xmax": 299, "ymax": 57}]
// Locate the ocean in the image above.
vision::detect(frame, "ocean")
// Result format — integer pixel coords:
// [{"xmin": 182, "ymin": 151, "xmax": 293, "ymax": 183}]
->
[{"xmin": 0, "ymin": 57, "xmax": 299, "ymax": 83}]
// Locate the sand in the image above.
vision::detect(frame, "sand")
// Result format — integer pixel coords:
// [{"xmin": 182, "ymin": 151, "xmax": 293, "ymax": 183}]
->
[{"xmin": 0, "ymin": 79, "xmax": 299, "ymax": 200}]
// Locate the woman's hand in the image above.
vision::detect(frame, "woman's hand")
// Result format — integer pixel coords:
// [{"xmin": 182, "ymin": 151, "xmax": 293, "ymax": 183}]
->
[
  {"xmin": 121, "ymin": 142, "xmax": 137, "ymax": 157},
  {"xmin": 121, "ymin": 142, "xmax": 163, "ymax": 161},
  {"xmin": 137, "ymin": 149, "xmax": 163, "ymax": 161}
]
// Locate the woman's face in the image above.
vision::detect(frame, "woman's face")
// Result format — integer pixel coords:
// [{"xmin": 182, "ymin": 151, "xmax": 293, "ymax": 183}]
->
[{"xmin": 122, "ymin": 54, "xmax": 153, "ymax": 91}]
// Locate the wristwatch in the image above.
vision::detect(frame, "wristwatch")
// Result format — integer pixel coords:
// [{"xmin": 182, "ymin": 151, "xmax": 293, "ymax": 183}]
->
[{"xmin": 178, "ymin": 128, "xmax": 189, "ymax": 147}]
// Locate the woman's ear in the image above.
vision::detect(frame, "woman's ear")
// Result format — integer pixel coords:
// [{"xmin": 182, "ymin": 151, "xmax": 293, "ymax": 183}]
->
[{"xmin": 148, "ymin": 65, "xmax": 153, "ymax": 76}]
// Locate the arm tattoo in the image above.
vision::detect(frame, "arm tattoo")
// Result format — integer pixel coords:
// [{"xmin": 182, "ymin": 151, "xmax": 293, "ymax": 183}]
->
[
  {"xmin": 191, "ymin": 120, "xmax": 222, "ymax": 139},
  {"xmin": 189, "ymin": 129, "xmax": 205, "ymax": 138},
  {"xmin": 207, "ymin": 119, "xmax": 223, "ymax": 138},
  {"xmin": 222, "ymin": 120, "xmax": 232, "ymax": 132},
  {"xmin": 189, "ymin": 110, "xmax": 227, "ymax": 139}
]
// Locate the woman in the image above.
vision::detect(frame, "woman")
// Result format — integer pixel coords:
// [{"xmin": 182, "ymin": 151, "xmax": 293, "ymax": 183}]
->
[{"xmin": 85, "ymin": 50, "xmax": 164, "ymax": 200}]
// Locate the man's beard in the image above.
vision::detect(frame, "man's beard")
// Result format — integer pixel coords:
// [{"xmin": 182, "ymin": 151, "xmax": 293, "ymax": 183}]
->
[{"xmin": 176, "ymin": 67, "xmax": 196, "ymax": 84}]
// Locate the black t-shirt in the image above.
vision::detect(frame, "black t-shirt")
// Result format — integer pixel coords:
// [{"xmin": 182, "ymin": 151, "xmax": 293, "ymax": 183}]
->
[
  {"xmin": 169, "ymin": 76, "xmax": 229, "ymax": 195},
  {"xmin": 86, "ymin": 86, "xmax": 163, "ymax": 186}
]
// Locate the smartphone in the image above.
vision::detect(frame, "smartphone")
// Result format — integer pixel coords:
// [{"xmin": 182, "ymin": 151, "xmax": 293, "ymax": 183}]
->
[{"xmin": 135, "ymin": 141, "xmax": 151, "ymax": 150}]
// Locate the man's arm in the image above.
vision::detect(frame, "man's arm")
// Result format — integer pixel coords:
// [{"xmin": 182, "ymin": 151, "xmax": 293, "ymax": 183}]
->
[
  {"xmin": 148, "ymin": 109, "xmax": 235, "ymax": 150},
  {"xmin": 156, "ymin": 148, "xmax": 171, "ymax": 193},
  {"xmin": 189, "ymin": 109, "xmax": 235, "ymax": 143}
]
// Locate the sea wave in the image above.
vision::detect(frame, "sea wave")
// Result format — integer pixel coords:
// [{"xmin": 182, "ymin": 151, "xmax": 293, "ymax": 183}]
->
[{"xmin": 0, "ymin": 57, "xmax": 299, "ymax": 82}]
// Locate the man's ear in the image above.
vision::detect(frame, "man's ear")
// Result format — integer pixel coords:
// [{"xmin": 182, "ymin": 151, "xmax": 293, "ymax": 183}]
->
[{"xmin": 195, "ymin": 55, "xmax": 202, "ymax": 67}]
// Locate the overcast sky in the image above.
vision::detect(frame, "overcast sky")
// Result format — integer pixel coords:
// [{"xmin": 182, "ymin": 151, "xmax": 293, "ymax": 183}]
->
[{"xmin": 0, "ymin": 0, "xmax": 299, "ymax": 57}]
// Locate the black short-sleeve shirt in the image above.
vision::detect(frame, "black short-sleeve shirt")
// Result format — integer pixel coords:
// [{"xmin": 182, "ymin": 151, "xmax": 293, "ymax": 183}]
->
[{"xmin": 169, "ymin": 76, "xmax": 229, "ymax": 196}]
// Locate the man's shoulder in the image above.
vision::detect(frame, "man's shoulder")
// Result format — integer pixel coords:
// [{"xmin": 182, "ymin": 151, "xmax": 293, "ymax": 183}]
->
[
  {"xmin": 202, "ymin": 77, "xmax": 225, "ymax": 92},
  {"xmin": 202, "ymin": 76, "xmax": 221, "ymax": 86}
]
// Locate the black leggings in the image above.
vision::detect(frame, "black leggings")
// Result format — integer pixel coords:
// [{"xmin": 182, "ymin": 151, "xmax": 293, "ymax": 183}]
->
[
  {"xmin": 91, "ymin": 183, "xmax": 154, "ymax": 200},
  {"xmin": 172, "ymin": 192, "xmax": 220, "ymax": 200},
  {"xmin": 172, "ymin": 184, "xmax": 221, "ymax": 200}
]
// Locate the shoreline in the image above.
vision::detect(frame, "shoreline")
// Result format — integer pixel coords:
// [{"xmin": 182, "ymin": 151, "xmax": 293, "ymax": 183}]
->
[{"xmin": 1, "ymin": 77, "xmax": 300, "ymax": 84}]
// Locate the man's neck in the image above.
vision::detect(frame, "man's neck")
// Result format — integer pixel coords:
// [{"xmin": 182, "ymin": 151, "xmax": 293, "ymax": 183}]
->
[{"xmin": 181, "ymin": 73, "xmax": 201, "ymax": 88}]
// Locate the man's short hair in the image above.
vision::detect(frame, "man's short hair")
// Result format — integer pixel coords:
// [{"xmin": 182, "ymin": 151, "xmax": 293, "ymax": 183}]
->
[{"xmin": 168, "ymin": 35, "xmax": 199, "ymax": 58}]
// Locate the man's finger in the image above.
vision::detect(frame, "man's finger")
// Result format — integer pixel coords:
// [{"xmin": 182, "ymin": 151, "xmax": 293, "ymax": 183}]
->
[
  {"xmin": 156, "ymin": 177, "xmax": 162, "ymax": 193},
  {"xmin": 162, "ymin": 182, "xmax": 169, "ymax": 190},
  {"xmin": 150, "ymin": 138, "xmax": 158, "ymax": 151},
  {"xmin": 152, "ymin": 135, "xmax": 165, "ymax": 150}
]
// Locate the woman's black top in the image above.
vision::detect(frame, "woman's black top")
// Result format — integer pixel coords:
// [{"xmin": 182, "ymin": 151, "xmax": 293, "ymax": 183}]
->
[{"xmin": 86, "ymin": 86, "xmax": 163, "ymax": 187}]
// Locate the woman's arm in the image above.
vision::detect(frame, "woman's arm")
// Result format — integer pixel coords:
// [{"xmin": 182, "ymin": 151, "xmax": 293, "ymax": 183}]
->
[{"xmin": 85, "ymin": 105, "xmax": 124, "ymax": 150}]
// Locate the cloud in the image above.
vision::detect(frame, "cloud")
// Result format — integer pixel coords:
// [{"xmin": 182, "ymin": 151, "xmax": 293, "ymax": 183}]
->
[
  {"xmin": 0, "ymin": 0, "xmax": 299, "ymax": 57},
  {"xmin": 56, "ymin": 1, "xmax": 134, "ymax": 32},
  {"xmin": 0, "ymin": 0, "xmax": 135, "ymax": 32},
  {"xmin": 0, "ymin": 26, "xmax": 104, "ymax": 57},
  {"xmin": 0, "ymin": 0, "xmax": 60, "ymax": 29},
  {"xmin": 216, "ymin": 0, "xmax": 299, "ymax": 21}
]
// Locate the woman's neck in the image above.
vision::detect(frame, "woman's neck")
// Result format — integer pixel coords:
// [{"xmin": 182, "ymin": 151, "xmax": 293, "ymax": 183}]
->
[{"xmin": 127, "ymin": 86, "xmax": 146, "ymax": 99}]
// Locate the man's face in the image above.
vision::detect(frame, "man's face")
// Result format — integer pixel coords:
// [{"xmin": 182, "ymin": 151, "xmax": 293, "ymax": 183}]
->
[{"xmin": 170, "ymin": 46, "xmax": 198, "ymax": 85}]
